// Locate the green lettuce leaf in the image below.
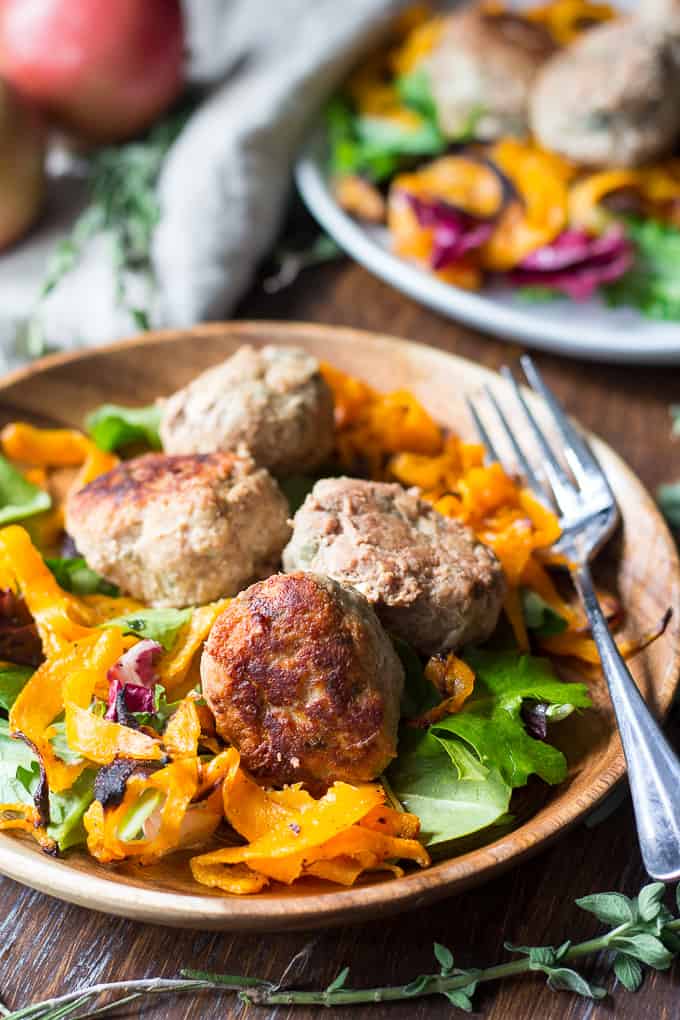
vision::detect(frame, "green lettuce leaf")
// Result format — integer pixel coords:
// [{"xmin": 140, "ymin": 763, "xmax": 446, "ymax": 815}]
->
[
  {"xmin": 388, "ymin": 728, "xmax": 511, "ymax": 847},
  {"xmin": 522, "ymin": 589, "xmax": 568, "ymax": 637},
  {"xmin": 49, "ymin": 720, "xmax": 84, "ymax": 766},
  {"xmin": 100, "ymin": 607, "xmax": 192, "ymax": 651},
  {"xmin": 45, "ymin": 556, "xmax": 119, "ymax": 596},
  {"xmin": 604, "ymin": 218, "xmax": 680, "ymax": 321},
  {"xmin": 432, "ymin": 650, "xmax": 591, "ymax": 788},
  {"xmin": 0, "ymin": 454, "xmax": 51, "ymax": 526},
  {"xmin": 0, "ymin": 719, "xmax": 37, "ymax": 805},
  {"xmin": 85, "ymin": 403, "xmax": 162, "ymax": 453},
  {"xmin": 0, "ymin": 664, "xmax": 34, "ymax": 712},
  {"xmin": 47, "ymin": 768, "xmax": 96, "ymax": 851}
]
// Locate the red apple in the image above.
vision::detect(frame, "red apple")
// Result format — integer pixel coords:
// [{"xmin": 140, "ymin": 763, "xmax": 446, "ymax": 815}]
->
[
  {"xmin": 0, "ymin": 78, "xmax": 45, "ymax": 250},
  {"xmin": 0, "ymin": 0, "xmax": 184, "ymax": 143}
]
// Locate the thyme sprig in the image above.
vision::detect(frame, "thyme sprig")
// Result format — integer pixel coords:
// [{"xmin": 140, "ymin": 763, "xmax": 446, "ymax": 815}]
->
[{"xmin": 4, "ymin": 882, "xmax": 680, "ymax": 1017}]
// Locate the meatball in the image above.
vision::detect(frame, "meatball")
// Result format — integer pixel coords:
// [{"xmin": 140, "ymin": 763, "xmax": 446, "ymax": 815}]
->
[
  {"xmin": 282, "ymin": 478, "xmax": 506, "ymax": 656},
  {"xmin": 66, "ymin": 452, "xmax": 290, "ymax": 608},
  {"xmin": 530, "ymin": 18, "xmax": 680, "ymax": 166},
  {"xmin": 159, "ymin": 344, "xmax": 335, "ymax": 476},
  {"xmin": 422, "ymin": 8, "xmax": 555, "ymax": 140},
  {"xmin": 201, "ymin": 572, "xmax": 404, "ymax": 788}
]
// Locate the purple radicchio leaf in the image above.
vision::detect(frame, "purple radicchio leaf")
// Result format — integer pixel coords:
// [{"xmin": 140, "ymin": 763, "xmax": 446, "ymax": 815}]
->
[
  {"xmin": 402, "ymin": 192, "xmax": 496, "ymax": 270},
  {"xmin": 106, "ymin": 639, "xmax": 162, "ymax": 722},
  {"xmin": 508, "ymin": 227, "xmax": 634, "ymax": 300}
]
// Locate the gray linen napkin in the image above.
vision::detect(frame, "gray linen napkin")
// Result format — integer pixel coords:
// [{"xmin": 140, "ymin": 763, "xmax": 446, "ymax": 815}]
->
[{"xmin": 0, "ymin": 0, "xmax": 401, "ymax": 365}]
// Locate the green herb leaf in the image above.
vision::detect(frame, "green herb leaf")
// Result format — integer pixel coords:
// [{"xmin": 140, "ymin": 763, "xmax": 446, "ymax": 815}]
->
[
  {"xmin": 637, "ymin": 882, "xmax": 667, "ymax": 922},
  {"xmin": 521, "ymin": 589, "xmax": 568, "ymax": 636},
  {"xmin": 610, "ymin": 934, "xmax": 674, "ymax": 970},
  {"xmin": 613, "ymin": 953, "xmax": 643, "ymax": 992},
  {"xmin": 0, "ymin": 720, "xmax": 39, "ymax": 805},
  {"xmin": 604, "ymin": 217, "xmax": 680, "ymax": 321},
  {"xmin": 444, "ymin": 988, "xmax": 474, "ymax": 1011},
  {"xmin": 544, "ymin": 968, "xmax": 607, "ymax": 999},
  {"xmin": 45, "ymin": 556, "xmax": 119, "ymax": 596},
  {"xmin": 433, "ymin": 943, "xmax": 454, "ymax": 975},
  {"xmin": 47, "ymin": 768, "xmax": 96, "ymax": 851},
  {"xmin": 326, "ymin": 968, "xmax": 350, "ymax": 994},
  {"xmin": 85, "ymin": 403, "xmax": 162, "ymax": 453},
  {"xmin": 100, "ymin": 607, "xmax": 192, "ymax": 651},
  {"xmin": 576, "ymin": 891, "xmax": 636, "ymax": 926},
  {"xmin": 387, "ymin": 728, "xmax": 511, "ymax": 847},
  {"xmin": 0, "ymin": 454, "xmax": 51, "ymax": 526},
  {"xmin": 431, "ymin": 650, "xmax": 591, "ymax": 788},
  {"xmin": 0, "ymin": 664, "xmax": 33, "ymax": 712}
]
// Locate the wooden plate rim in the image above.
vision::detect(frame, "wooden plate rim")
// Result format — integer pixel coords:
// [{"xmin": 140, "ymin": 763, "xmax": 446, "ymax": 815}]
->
[{"xmin": 0, "ymin": 320, "xmax": 678, "ymax": 931}]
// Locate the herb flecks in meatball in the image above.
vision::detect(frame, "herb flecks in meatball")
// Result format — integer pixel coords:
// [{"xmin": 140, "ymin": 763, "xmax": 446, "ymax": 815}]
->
[
  {"xmin": 201, "ymin": 572, "xmax": 404, "ymax": 789},
  {"xmin": 160, "ymin": 344, "xmax": 335, "ymax": 476},
  {"xmin": 283, "ymin": 477, "xmax": 506, "ymax": 656},
  {"xmin": 66, "ymin": 452, "xmax": 290, "ymax": 607}
]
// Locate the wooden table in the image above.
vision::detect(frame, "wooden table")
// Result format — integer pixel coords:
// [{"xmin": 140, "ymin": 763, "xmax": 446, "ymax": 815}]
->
[{"xmin": 1, "ymin": 259, "xmax": 679, "ymax": 1019}]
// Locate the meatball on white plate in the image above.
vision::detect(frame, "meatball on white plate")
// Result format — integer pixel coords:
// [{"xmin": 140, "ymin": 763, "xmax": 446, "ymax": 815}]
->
[
  {"xmin": 283, "ymin": 478, "xmax": 506, "ymax": 656},
  {"xmin": 160, "ymin": 345, "xmax": 335, "ymax": 476},
  {"xmin": 201, "ymin": 571, "xmax": 404, "ymax": 789},
  {"xmin": 66, "ymin": 452, "xmax": 290, "ymax": 608},
  {"xmin": 423, "ymin": 7, "xmax": 555, "ymax": 140},
  {"xmin": 530, "ymin": 16, "xmax": 680, "ymax": 166}
]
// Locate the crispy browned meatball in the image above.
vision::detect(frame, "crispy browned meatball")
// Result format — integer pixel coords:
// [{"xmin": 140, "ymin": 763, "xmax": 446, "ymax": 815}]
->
[
  {"xmin": 530, "ymin": 17, "xmax": 680, "ymax": 166},
  {"xmin": 422, "ymin": 7, "xmax": 555, "ymax": 140},
  {"xmin": 201, "ymin": 572, "xmax": 404, "ymax": 789},
  {"xmin": 159, "ymin": 345, "xmax": 335, "ymax": 476},
  {"xmin": 282, "ymin": 478, "xmax": 506, "ymax": 656},
  {"xmin": 66, "ymin": 452, "xmax": 290, "ymax": 608}
]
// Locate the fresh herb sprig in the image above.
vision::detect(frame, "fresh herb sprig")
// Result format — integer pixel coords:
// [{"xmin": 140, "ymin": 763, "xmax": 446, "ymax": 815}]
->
[
  {"xmin": 29, "ymin": 103, "xmax": 191, "ymax": 352},
  {"xmin": 4, "ymin": 882, "xmax": 680, "ymax": 1017}
]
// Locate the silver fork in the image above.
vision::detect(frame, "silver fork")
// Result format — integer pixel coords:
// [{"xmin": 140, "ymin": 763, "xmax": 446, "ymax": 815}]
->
[{"xmin": 467, "ymin": 354, "xmax": 680, "ymax": 882}]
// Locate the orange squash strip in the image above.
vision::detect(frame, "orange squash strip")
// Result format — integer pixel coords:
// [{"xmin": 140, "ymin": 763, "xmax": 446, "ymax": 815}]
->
[
  {"xmin": 1, "ymin": 424, "xmax": 91, "ymax": 467},
  {"xmin": 158, "ymin": 599, "xmax": 230, "ymax": 695},
  {"xmin": 162, "ymin": 697, "xmax": 201, "ymax": 759},
  {"xmin": 0, "ymin": 525, "xmax": 92, "ymax": 656},
  {"xmin": 504, "ymin": 587, "xmax": 530, "ymax": 653},
  {"xmin": 84, "ymin": 758, "xmax": 199, "ymax": 864},
  {"xmin": 71, "ymin": 446, "xmax": 118, "ymax": 492},
  {"xmin": 10, "ymin": 628, "xmax": 125, "ymax": 791},
  {"xmin": 410, "ymin": 653, "xmax": 475, "ymax": 728},
  {"xmin": 65, "ymin": 706, "xmax": 163, "ymax": 765}
]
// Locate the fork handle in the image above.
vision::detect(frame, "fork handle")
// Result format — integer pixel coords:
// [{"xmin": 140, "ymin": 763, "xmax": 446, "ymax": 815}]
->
[{"xmin": 572, "ymin": 562, "xmax": 680, "ymax": 882}]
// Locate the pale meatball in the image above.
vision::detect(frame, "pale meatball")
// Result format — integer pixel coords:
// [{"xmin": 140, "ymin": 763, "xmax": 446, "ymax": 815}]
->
[
  {"xmin": 66, "ymin": 452, "xmax": 290, "ymax": 608},
  {"xmin": 422, "ymin": 8, "xmax": 555, "ymax": 140},
  {"xmin": 201, "ymin": 572, "xmax": 404, "ymax": 789},
  {"xmin": 159, "ymin": 345, "xmax": 335, "ymax": 476},
  {"xmin": 530, "ymin": 17, "xmax": 680, "ymax": 166},
  {"xmin": 283, "ymin": 478, "xmax": 506, "ymax": 656}
]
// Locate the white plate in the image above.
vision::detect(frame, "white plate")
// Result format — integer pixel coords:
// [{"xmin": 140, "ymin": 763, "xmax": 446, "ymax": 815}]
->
[{"xmin": 295, "ymin": 132, "xmax": 680, "ymax": 365}]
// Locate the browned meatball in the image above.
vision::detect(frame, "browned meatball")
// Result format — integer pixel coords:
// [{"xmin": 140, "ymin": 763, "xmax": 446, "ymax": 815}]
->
[
  {"xmin": 66, "ymin": 452, "xmax": 290, "ymax": 608},
  {"xmin": 201, "ymin": 572, "xmax": 404, "ymax": 789},
  {"xmin": 530, "ymin": 17, "xmax": 680, "ymax": 166},
  {"xmin": 282, "ymin": 478, "xmax": 506, "ymax": 656},
  {"xmin": 422, "ymin": 7, "xmax": 555, "ymax": 140},
  {"xmin": 159, "ymin": 345, "xmax": 335, "ymax": 476}
]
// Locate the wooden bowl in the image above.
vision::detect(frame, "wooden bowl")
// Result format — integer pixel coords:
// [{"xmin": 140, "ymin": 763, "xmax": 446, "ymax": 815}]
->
[{"xmin": 0, "ymin": 321, "xmax": 678, "ymax": 931}]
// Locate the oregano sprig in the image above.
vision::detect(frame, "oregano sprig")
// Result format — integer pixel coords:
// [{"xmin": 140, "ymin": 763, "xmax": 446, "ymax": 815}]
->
[{"xmin": 4, "ymin": 882, "xmax": 680, "ymax": 1018}]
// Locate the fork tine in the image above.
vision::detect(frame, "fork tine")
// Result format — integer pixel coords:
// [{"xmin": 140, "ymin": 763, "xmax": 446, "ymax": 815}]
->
[
  {"xmin": 519, "ymin": 355, "xmax": 604, "ymax": 489},
  {"xmin": 483, "ymin": 384, "xmax": 553, "ymax": 506},
  {"xmin": 500, "ymin": 366, "xmax": 578, "ymax": 513},
  {"xmin": 465, "ymin": 395, "xmax": 501, "ymax": 465}
]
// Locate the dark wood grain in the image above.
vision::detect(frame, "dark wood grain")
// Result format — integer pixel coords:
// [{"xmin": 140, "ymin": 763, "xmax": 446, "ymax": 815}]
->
[{"xmin": 1, "ymin": 258, "xmax": 679, "ymax": 1018}]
